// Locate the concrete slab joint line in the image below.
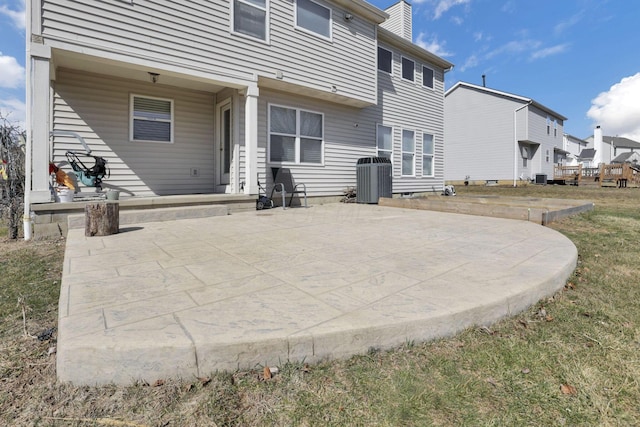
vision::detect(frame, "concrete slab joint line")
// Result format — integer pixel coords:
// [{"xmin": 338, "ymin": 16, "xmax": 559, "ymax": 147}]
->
[{"xmin": 57, "ymin": 203, "xmax": 577, "ymax": 385}]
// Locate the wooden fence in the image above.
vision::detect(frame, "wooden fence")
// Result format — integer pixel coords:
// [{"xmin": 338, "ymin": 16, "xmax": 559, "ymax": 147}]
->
[{"xmin": 554, "ymin": 164, "xmax": 640, "ymax": 187}]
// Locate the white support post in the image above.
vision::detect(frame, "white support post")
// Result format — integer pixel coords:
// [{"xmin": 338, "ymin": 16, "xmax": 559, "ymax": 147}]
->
[
  {"xmin": 28, "ymin": 55, "xmax": 53, "ymax": 203},
  {"xmin": 244, "ymin": 83, "xmax": 259, "ymax": 195}
]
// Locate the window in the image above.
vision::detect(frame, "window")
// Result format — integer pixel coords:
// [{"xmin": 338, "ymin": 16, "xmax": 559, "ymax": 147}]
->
[
  {"xmin": 546, "ymin": 149, "xmax": 550, "ymax": 163},
  {"xmin": 296, "ymin": 0, "xmax": 331, "ymax": 39},
  {"xmin": 378, "ymin": 47, "xmax": 392, "ymax": 73},
  {"xmin": 377, "ymin": 124, "xmax": 392, "ymax": 160},
  {"xmin": 130, "ymin": 95, "xmax": 173, "ymax": 143},
  {"xmin": 401, "ymin": 57, "xmax": 414, "ymax": 81},
  {"xmin": 233, "ymin": 0, "xmax": 267, "ymax": 41},
  {"xmin": 422, "ymin": 66, "xmax": 434, "ymax": 89},
  {"xmin": 402, "ymin": 129, "xmax": 415, "ymax": 176},
  {"xmin": 546, "ymin": 117, "xmax": 550, "ymax": 135},
  {"xmin": 422, "ymin": 133, "xmax": 434, "ymax": 176},
  {"xmin": 269, "ymin": 105, "xmax": 323, "ymax": 164},
  {"xmin": 554, "ymin": 120, "xmax": 557, "ymax": 137}
]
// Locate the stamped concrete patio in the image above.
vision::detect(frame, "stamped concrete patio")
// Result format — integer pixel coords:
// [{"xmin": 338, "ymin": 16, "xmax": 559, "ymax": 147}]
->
[{"xmin": 57, "ymin": 203, "xmax": 577, "ymax": 385}]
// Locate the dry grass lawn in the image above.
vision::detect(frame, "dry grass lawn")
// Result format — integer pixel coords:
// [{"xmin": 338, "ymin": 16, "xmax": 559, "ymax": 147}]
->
[{"xmin": 2, "ymin": 184, "xmax": 640, "ymax": 426}]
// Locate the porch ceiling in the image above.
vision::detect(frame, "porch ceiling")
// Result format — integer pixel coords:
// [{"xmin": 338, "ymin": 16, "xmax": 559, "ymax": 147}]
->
[{"xmin": 51, "ymin": 49, "xmax": 228, "ymax": 93}]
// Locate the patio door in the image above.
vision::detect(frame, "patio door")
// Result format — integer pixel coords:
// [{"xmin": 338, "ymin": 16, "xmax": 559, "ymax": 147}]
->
[{"xmin": 216, "ymin": 99, "xmax": 232, "ymax": 188}]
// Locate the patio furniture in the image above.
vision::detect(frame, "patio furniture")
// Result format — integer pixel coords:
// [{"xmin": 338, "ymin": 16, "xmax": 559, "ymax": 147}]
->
[{"xmin": 271, "ymin": 168, "xmax": 307, "ymax": 209}]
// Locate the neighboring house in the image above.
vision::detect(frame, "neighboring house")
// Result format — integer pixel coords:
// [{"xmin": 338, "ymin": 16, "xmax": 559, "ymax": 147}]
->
[
  {"xmin": 583, "ymin": 129, "xmax": 640, "ymax": 165},
  {"xmin": 611, "ymin": 151, "xmax": 640, "ymax": 165},
  {"xmin": 444, "ymin": 82, "xmax": 567, "ymax": 185},
  {"xmin": 577, "ymin": 148, "xmax": 597, "ymax": 168},
  {"xmin": 561, "ymin": 134, "xmax": 588, "ymax": 165},
  {"xmin": 24, "ymin": 0, "xmax": 453, "ymax": 209}
]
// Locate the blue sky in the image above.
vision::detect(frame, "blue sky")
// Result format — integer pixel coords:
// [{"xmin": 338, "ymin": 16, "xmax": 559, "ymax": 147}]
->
[{"xmin": 1, "ymin": 0, "xmax": 639, "ymax": 140}]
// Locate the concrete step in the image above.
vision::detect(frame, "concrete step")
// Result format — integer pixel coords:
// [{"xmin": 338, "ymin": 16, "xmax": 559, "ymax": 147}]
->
[{"xmin": 68, "ymin": 204, "xmax": 229, "ymax": 230}]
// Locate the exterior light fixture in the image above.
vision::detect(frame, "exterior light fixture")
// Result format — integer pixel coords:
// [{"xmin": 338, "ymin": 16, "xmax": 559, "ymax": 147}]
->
[{"xmin": 148, "ymin": 72, "xmax": 159, "ymax": 83}]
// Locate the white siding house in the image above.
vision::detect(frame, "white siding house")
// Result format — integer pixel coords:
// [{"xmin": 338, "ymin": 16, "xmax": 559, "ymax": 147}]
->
[
  {"xmin": 25, "ymin": 0, "xmax": 453, "ymax": 211},
  {"xmin": 444, "ymin": 82, "xmax": 567, "ymax": 185}
]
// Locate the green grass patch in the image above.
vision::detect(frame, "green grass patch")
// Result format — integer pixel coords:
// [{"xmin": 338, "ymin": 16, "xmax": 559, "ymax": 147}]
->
[{"xmin": 2, "ymin": 185, "xmax": 640, "ymax": 426}]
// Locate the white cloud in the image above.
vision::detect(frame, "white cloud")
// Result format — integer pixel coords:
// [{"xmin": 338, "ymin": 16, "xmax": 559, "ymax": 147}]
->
[
  {"xmin": 554, "ymin": 11, "xmax": 584, "ymax": 35},
  {"xmin": 0, "ymin": 53, "xmax": 25, "ymax": 88},
  {"xmin": 433, "ymin": 0, "xmax": 471, "ymax": 20},
  {"xmin": 0, "ymin": 0, "xmax": 25, "ymax": 30},
  {"xmin": 415, "ymin": 32, "xmax": 453, "ymax": 58},
  {"xmin": 587, "ymin": 73, "xmax": 640, "ymax": 141},
  {"xmin": 460, "ymin": 54, "xmax": 478, "ymax": 72},
  {"xmin": 530, "ymin": 43, "xmax": 570, "ymax": 61},
  {"xmin": 0, "ymin": 97, "xmax": 26, "ymax": 127}
]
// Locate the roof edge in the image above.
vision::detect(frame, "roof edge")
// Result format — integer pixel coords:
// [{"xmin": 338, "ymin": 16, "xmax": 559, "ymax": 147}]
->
[
  {"xmin": 445, "ymin": 81, "xmax": 568, "ymax": 121},
  {"xmin": 377, "ymin": 27, "xmax": 454, "ymax": 70}
]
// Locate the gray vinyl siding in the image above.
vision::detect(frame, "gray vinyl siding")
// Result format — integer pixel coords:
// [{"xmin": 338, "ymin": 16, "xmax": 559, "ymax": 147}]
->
[
  {"xmin": 445, "ymin": 85, "xmax": 566, "ymax": 182},
  {"xmin": 258, "ymin": 88, "xmax": 377, "ymax": 196},
  {"xmin": 52, "ymin": 69, "xmax": 215, "ymax": 196},
  {"xmin": 445, "ymin": 87, "xmax": 521, "ymax": 182},
  {"xmin": 380, "ymin": 1, "xmax": 411, "ymax": 40},
  {"xmin": 375, "ymin": 42, "xmax": 446, "ymax": 193},
  {"xmin": 41, "ymin": 0, "xmax": 378, "ymax": 105}
]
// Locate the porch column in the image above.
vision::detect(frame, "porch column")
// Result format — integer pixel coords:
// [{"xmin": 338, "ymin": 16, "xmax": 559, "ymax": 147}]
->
[
  {"xmin": 26, "ymin": 45, "xmax": 53, "ymax": 204},
  {"xmin": 244, "ymin": 83, "xmax": 259, "ymax": 195}
]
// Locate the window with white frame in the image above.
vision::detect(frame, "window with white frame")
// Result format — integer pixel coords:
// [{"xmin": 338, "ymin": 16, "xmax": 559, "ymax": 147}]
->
[
  {"xmin": 269, "ymin": 105, "xmax": 323, "ymax": 164},
  {"xmin": 401, "ymin": 57, "xmax": 414, "ymax": 82},
  {"xmin": 378, "ymin": 47, "xmax": 392, "ymax": 73},
  {"xmin": 233, "ymin": 0, "xmax": 267, "ymax": 41},
  {"xmin": 402, "ymin": 129, "xmax": 415, "ymax": 176},
  {"xmin": 377, "ymin": 124, "xmax": 393, "ymax": 160},
  {"xmin": 296, "ymin": 0, "xmax": 331, "ymax": 39},
  {"xmin": 422, "ymin": 65, "xmax": 434, "ymax": 89},
  {"xmin": 130, "ymin": 95, "xmax": 173, "ymax": 143},
  {"xmin": 422, "ymin": 133, "xmax": 434, "ymax": 176}
]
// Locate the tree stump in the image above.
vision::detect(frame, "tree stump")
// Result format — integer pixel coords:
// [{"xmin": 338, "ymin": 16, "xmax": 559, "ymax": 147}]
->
[{"xmin": 85, "ymin": 202, "xmax": 119, "ymax": 237}]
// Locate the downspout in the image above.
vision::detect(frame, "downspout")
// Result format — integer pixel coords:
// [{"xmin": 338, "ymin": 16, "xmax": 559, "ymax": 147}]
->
[{"xmin": 513, "ymin": 101, "xmax": 532, "ymax": 187}]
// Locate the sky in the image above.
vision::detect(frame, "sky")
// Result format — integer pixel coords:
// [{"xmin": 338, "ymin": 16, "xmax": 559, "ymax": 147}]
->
[{"xmin": 1, "ymin": 0, "xmax": 639, "ymax": 140}]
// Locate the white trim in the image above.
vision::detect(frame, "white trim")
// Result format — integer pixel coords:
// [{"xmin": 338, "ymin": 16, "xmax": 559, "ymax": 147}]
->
[
  {"xmin": 268, "ymin": 103, "xmax": 325, "ymax": 166},
  {"xmin": 401, "ymin": 56, "xmax": 415, "ymax": 83},
  {"xmin": 401, "ymin": 128, "xmax": 416, "ymax": 177},
  {"xmin": 377, "ymin": 46, "xmax": 393, "ymax": 75},
  {"xmin": 230, "ymin": 0, "xmax": 270, "ymax": 44},
  {"xmin": 421, "ymin": 64, "xmax": 434, "ymax": 90},
  {"xmin": 421, "ymin": 132, "xmax": 435, "ymax": 177},
  {"xmin": 129, "ymin": 94, "xmax": 174, "ymax": 144},
  {"xmin": 295, "ymin": 0, "xmax": 333, "ymax": 42},
  {"xmin": 376, "ymin": 123, "xmax": 393, "ymax": 160},
  {"xmin": 215, "ymin": 98, "xmax": 233, "ymax": 191}
]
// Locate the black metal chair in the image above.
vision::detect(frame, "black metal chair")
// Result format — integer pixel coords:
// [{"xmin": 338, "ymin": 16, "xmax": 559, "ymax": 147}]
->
[{"xmin": 270, "ymin": 168, "xmax": 307, "ymax": 209}]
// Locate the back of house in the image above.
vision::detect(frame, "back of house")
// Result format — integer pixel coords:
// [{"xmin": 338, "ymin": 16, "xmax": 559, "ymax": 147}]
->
[{"xmin": 25, "ymin": 0, "xmax": 453, "ymax": 205}]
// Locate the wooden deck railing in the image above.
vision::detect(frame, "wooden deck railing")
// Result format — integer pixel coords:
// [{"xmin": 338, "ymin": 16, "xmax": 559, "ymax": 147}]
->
[{"xmin": 554, "ymin": 163, "xmax": 640, "ymax": 187}]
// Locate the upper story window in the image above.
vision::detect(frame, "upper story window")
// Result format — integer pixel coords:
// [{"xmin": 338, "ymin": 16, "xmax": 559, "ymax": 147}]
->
[
  {"xmin": 401, "ymin": 57, "xmax": 414, "ymax": 82},
  {"xmin": 296, "ymin": 0, "xmax": 331, "ymax": 39},
  {"xmin": 269, "ymin": 104, "xmax": 323, "ymax": 164},
  {"xmin": 377, "ymin": 124, "xmax": 393, "ymax": 160},
  {"xmin": 546, "ymin": 117, "xmax": 551, "ymax": 135},
  {"xmin": 130, "ymin": 95, "xmax": 173, "ymax": 143},
  {"xmin": 422, "ymin": 133, "xmax": 434, "ymax": 176},
  {"xmin": 422, "ymin": 66, "xmax": 434, "ymax": 89},
  {"xmin": 402, "ymin": 129, "xmax": 415, "ymax": 176},
  {"xmin": 378, "ymin": 47, "xmax": 392, "ymax": 73},
  {"xmin": 233, "ymin": 0, "xmax": 267, "ymax": 41}
]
